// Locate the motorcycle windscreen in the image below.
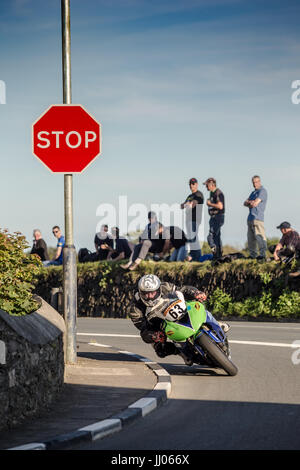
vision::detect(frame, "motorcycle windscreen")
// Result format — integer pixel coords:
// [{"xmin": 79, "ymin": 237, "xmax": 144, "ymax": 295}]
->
[
  {"xmin": 164, "ymin": 301, "xmax": 207, "ymax": 342},
  {"xmin": 186, "ymin": 301, "xmax": 207, "ymax": 331}
]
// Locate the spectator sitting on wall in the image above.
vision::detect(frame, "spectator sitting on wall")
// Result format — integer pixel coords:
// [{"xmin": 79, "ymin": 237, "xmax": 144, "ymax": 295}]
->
[
  {"xmin": 150, "ymin": 222, "xmax": 171, "ymax": 260},
  {"xmin": 165, "ymin": 226, "xmax": 213, "ymax": 263},
  {"xmin": 94, "ymin": 224, "xmax": 114, "ymax": 260},
  {"xmin": 167, "ymin": 226, "xmax": 187, "ymax": 261},
  {"xmin": 269, "ymin": 222, "xmax": 300, "ymax": 262},
  {"xmin": 107, "ymin": 227, "xmax": 133, "ymax": 262},
  {"xmin": 43, "ymin": 226, "xmax": 65, "ymax": 266},
  {"xmin": 31, "ymin": 229, "xmax": 49, "ymax": 261},
  {"xmin": 121, "ymin": 213, "xmax": 170, "ymax": 271}
]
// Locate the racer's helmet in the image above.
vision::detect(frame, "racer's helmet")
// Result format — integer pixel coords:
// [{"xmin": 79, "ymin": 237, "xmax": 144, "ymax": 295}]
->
[{"xmin": 138, "ymin": 274, "xmax": 161, "ymax": 307}]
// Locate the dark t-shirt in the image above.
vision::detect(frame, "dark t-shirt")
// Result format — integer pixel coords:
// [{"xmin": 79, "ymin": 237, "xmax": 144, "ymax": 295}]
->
[
  {"xmin": 280, "ymin": 230, "xmax": 300, "ymax": 250},
  {"xmin": 184, "ymin": 190, "xmax": 204, "ymax": 222},
  {"xmin": 94, "ymin": 233, "xmax": 113, "ymax": 248},
  {"xmin": 94, "ymin": 232, "xmax": 114, "ymax": 260},
  {"xmin": 31, "ymin": 238, "xmax": 49, "ymax": 261},
  {"xmin": 168, "ymin": 226, "xmax": 187, "ymax": 249},
  {"xmin": 113, "ymin": 237, "xmax": 132, "ymax": 258},
  {"xmin": 148, "ymin": 226, "xmax": 170, "ymax": 253},
  {"xmin": 208, "ymin": 188, "xmax": 225, "ymax": 216}
]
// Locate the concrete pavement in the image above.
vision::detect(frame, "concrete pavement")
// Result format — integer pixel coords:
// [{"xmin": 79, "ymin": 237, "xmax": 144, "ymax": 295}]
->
[{"xmin": 0, "ymin": 341, "xmax": 171, "ymax": 450}]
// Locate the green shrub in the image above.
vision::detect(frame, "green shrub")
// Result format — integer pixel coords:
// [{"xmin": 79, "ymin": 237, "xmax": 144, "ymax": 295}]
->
[
  {"xmin": 207, "ymin": 287, "xmax": 272, "ymax": 318},
  {"xmin": 98, "ymin": 262, "xmax": 114, "ymax": 288},
  {"xmin": 274, "ymin": 290, "xmax": 300, "ymax": 318},
  {"xmin": 0, "ymin": 229, "xmax": 42, "ymax": 315},
  {"xmin": 249, "ymin": 289, "xmax": 273, "ymax": 317},
  {"xmin": 207, "ymin": 286, "xmax": 300, "ymax": 320},
  {"xmin": 207, "ymin": 288, "xmax": 233, "ymax": 315}
]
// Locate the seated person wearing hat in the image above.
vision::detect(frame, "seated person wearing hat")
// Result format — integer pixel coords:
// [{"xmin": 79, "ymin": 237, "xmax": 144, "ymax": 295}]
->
[{"xmin": 269, "ymin": 222, "xmax": 300, "ymax": 261}]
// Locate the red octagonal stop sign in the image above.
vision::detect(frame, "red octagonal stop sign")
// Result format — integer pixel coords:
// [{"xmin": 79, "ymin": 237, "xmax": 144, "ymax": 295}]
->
[{"xmin": 32, "ymin": 104, "xmax": 101, "ymax": 173}]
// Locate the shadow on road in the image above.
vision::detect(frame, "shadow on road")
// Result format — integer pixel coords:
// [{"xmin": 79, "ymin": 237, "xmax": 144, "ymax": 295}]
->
[{"xmin": 164, "ymin": 363, "xmax": 221, "ymax": 376}]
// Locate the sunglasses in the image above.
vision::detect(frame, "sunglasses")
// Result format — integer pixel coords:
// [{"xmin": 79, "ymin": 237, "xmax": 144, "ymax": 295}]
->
[{"xmin": 53, "ymin": 230, "xmax": 59, "ymax": 234}]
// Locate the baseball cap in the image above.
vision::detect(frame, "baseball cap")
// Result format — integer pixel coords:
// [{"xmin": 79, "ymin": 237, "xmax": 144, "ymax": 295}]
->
[
  {"xmin": 189, "ymin": 178, "xmax": 198, "ymax": 185},
  {"xmin": 203, "ymin": 177, "xmax": 216, "ymax": 185},
  {"xmin": 276, "ymin": 222, "xmax": 291, "ymax": 230}
]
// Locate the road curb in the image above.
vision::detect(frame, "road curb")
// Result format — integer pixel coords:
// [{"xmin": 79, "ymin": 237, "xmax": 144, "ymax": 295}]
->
[{"xmin": 8, "ymin": 347, "xmax": 171, "ymax": 450}]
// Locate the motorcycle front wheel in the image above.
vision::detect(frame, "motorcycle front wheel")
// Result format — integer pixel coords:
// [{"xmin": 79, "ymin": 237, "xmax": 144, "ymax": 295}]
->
[{"xmin": 196, "ymin": 333, "xmax": 238, "ymax": 376}]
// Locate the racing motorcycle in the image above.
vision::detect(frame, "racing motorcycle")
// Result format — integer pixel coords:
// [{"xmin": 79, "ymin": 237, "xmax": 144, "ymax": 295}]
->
[{"xmin": 146, "ymin": 292, "xmax": 238, "ymax": 376}]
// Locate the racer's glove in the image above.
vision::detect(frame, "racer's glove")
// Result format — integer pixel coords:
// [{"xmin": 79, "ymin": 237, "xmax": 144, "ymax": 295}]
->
[
  {"xmin": 194, "ymin": 291, "xmax": 207, "ymax": 303},
  {"xmin": 141, "ymin": 329, "xmax": 166, "ymax": 344},
  {"xmin": 152, "ymin": 331, "xmax": 166, "ymax": 343}
]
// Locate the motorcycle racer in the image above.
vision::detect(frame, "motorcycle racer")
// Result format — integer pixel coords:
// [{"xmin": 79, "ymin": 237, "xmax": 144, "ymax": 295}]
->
[{"xmin": 129, "ymin": 274, "xmax": 230, "ymax": 365}]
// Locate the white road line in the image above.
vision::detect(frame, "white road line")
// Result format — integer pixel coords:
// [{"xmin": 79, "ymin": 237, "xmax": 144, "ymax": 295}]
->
[
  {"xmin": 78, "ymin": 333, "xmax": 140, "ymax": 338},
  {"xmin": 118, "ymin": 350, "xmax": 138, "ymax": 356},
  {"xmin": 230, "ymin": 340, "xmax": 299, "ymax": 348},
  {"xmin": 81, "ymin": 333, "xmax": 300, "ymax": 349},
  {"xmin": 230, "ymin": 325, "xmax": 300, "ymax": 330}
]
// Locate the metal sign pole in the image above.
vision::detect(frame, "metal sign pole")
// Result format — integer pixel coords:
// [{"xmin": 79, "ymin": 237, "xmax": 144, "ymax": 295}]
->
[{"xmin": 61, "ymin": 0, "xmax": 77, "ymax": 364}]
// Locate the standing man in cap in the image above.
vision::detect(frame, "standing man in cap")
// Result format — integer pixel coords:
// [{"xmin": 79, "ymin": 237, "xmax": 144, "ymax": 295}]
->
[
  {"xmin": 269, "ymin": 222, "xmax": 300, "ymax": 262},
  {"xmin": 180, "ymin": 178, "xmax": 204, "ymax": 261},
  {"xmin": 203, "ymin": 177, "xmax": 225, "ymax": 259},
  {"xmin": 244, "ymin": 175, "xmax": 268, "ymax": 260}
]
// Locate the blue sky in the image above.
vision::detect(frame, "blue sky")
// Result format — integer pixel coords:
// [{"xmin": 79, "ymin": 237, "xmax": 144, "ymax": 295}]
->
[{"xmin": 1, "ymin": 0, "xmax": 300, "ymax": 251}]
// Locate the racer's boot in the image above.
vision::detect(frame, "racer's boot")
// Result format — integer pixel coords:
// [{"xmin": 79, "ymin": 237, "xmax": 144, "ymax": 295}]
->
[
  {"xmin": 178, "ymin": 350, "xmax": 193, "ymax": 366},
  {"xmin": 219, "ymin": 321, "xmax": 230, "ymax": 333},
  {"xmin": 154, "ymin": 342, "xmax": 193, "ymax": 366},
  {"xmin": 176, "ymin": 343, "xmax": 193, "ymax": 366}
]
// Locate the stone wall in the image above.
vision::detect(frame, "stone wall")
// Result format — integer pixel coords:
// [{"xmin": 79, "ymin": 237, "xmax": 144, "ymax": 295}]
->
[{"xmin": 0, "ymin": 297, "xmax": 65, "ymax": 431}]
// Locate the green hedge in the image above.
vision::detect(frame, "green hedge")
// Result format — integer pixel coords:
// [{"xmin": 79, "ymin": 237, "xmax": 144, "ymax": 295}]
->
[{"xmin": 33, "ymin": 258, "xmax": 300, "ymax": 320}]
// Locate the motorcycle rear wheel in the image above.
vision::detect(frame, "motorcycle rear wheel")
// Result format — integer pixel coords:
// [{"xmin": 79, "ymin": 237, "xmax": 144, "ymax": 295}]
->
[{"xmin": 197, "ymin": 333, "xmax": 238, "ymax": 376}]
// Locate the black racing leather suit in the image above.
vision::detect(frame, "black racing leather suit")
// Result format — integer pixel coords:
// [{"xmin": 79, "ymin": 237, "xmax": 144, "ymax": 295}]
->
[{"xmin": 129, "ymin": 282, "xmax": 201, "ymax": 358}]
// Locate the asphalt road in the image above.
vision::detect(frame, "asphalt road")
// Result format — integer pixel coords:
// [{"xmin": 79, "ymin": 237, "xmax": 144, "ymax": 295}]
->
[{"xmin": 75, "ymin": 318, "xmax": 300, "ymax": 450}]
